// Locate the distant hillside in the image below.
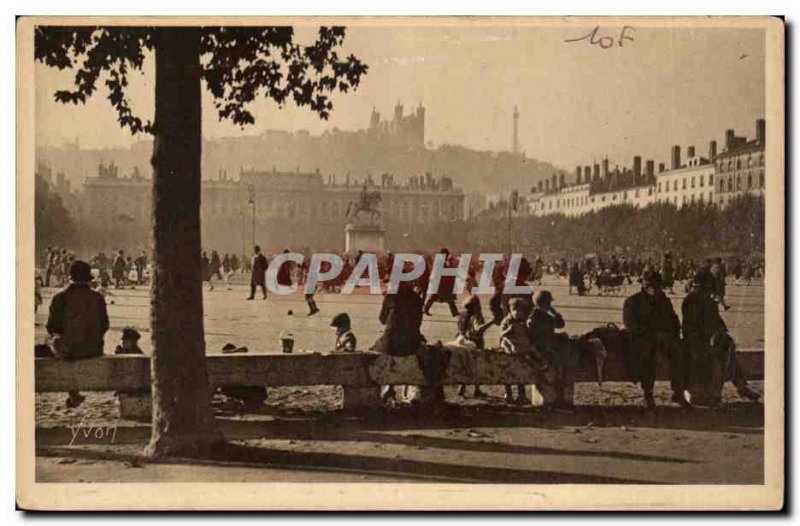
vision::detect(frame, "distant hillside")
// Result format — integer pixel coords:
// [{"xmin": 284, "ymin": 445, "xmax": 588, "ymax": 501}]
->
[{"xmin": 36, "ymin": 129, "xmax": 565, "ymax": 196}]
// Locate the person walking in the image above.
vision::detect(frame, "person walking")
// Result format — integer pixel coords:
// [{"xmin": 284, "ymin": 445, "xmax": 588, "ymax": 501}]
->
[{"xmin": 247, "ymin": 246, "xmax": 268, "ymax": 300}]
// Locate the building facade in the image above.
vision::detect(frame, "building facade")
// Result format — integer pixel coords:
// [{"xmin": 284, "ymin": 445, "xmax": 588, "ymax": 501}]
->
[
  {"xmin": 713, "ymin": 119, "xmax": 766, "ymax": 207},
  {"xmin": 77, "ymin": 164, "xmax": 464, "ymax": 252},
  {"xmin": 523, "ymin": 119, "xmax": 766, "ymax": 218}
]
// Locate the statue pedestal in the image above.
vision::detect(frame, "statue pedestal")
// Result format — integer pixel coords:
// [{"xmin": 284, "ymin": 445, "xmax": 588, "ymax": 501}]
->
[{"xmin": 345, "ymin": 223, "xmax": 386, "ymax": 253}]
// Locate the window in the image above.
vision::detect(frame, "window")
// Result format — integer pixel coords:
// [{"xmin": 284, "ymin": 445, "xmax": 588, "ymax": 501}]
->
[
  {"xmin": 673, "ymin": 180, "xmax": 678, "ymax": 191},
  {"xmin": 747, "ymin": 174, "xmax": 753, "ymax": 188},
  {"xmin": 736, "ymin": 160, "xmax": 742, "ymax": 170},
  {"xmin": 691, "ymin": 176, "xmax": 695, "ymax": 188},
  {"xmin": 759, "ymin": 170, "xmax": 765, "ymax": 188},
  {"xmin": 737, "ymin": 175, "xmax": 741, "ymax": 190},
  {"xmin": 682, "ymin": 178, "xmax": 687, "ymax": 190},
  {"xmin": 759, "ymin": 155, "xmax": 764, "ymax": 166},
  {"xmin": 728, "ymin": 161, "xmax": 733, "ymax": 171},
  {"xmin": 658, "ymin": 183, "xmax": 661, "ymax": 192},
  {"xmin": 727, "ymin": 179, "xmax": 732, "ymax": 192},
  {"xmin": 709, "ymin": 174, "xmax": 714, "ymax": 185}
]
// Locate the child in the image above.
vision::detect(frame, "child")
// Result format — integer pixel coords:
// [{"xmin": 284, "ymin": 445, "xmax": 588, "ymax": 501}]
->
[
  {"xmin": 128, "ymin": 266, "xmax": 139, "ymax": 289},
  {"xmin": 114, "ymin": 327, "xmax": 144, "ymax": 355},
  {"xmin": 529, "ymin": 290, "xmax": 572, "ymax": 409},
  {"xmin": 455, "ymin": 295, "xmax": 495, "ymax": 398},
  {"xmin": 499, "ymin": 297, "xmax": 548, "ymax": 405},
  {"xmin": 330, "ymin": 312, "xmax": 357, "ymax": 352}
]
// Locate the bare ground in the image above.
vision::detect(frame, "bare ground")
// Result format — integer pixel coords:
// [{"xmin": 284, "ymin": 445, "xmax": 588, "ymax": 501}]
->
[{"xmin": 35, "ymin": 381, "xmax": 763, "ymax": 484}]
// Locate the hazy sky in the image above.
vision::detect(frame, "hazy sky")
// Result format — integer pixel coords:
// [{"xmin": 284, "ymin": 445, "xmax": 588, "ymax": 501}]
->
[{"xmin": 35, "ymin": 23, "xmax": 765, "ymax": 169}]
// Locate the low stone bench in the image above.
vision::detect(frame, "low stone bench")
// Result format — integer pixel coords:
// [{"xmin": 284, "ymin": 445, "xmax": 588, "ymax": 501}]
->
[{"xmin": 35, "ymin": 349, "xmax": 764, "ymax": 419}]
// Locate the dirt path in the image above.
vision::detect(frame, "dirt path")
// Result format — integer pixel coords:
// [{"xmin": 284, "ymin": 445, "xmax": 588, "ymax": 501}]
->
[{"xmin": 36, "ymin": 383, "xmax": 763, "ymax": 484}]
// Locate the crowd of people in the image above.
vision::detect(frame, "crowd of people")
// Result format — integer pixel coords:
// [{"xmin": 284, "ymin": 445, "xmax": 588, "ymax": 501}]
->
[
  {"xmin": 36, "ymin": 241, "xmax": 763, "ymax": 413},
  {"xmin": 563, "ymin": 252, "xmax": 763, "ymax": 303}
]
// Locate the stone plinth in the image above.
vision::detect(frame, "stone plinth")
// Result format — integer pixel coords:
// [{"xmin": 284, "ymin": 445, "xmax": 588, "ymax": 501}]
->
[{"xmin": 345, "ymin": 222, "xmax": 386, "ymax": 253}]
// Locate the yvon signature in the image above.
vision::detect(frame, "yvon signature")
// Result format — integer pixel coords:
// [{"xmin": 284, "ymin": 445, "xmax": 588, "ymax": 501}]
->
[{"xmin": 69, "ymin": 417, "xmax": 118, "ymax": 445}]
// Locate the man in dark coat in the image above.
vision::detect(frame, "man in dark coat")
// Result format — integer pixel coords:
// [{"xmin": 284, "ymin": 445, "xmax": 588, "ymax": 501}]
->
[
  {"xmin": 372, "ymin": 280, "xmax": 426, "ymax": 403},
  {"xmin": 112, "ymin": 250, "xmax": 126, "ymax": 289},
  {"xmin": 46, "ymin": 260, "xmax": 110, "ymax": 408},
  {"xmin": 247, "ymin": 245, "xmax": 268, "ymax": 300},
  {"xmin": 623, "ymin": 271, "xmax": 690, "ymax": 409},
  {"xmin": 423, "ymin": 248, "xmax": 460, "ymax": 317},
  {"xmin": 372, "ymin": 281, "xmax": 424, "ymax": 357},
  {"xmin": 682, "ymin": 270, "xmax": 760, "ymax": 406}
]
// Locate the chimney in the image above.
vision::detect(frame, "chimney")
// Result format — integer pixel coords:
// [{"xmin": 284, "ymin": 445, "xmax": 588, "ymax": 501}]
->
[
  {"xmin": 645, "ymin": 160, "xmax": 654, "ymax": 179},
  {"xmin": 593, "ymin": 163, "xmax": 600, "ymax": 181},
  {"xmin": 559, "ymin": 173, "xmax": 566, "ymax": 188},
  {"xmin": 709, "ymin": 140, "xmax": 717, "ymax": 160},
  {"xmin": 658, "ymin": 162, "xmax": 665, "ymax": 173},
  {"xmin": 633, "ymin": 156, "xmax": 642, "ymax": 180},
  {"xmin": 601, "ymin": 157, "xmax": 609, "ymax": 179},
  {"xmin": 687, "ymin": 145, "xmax": 695, "ymax": 159},
  {"xmin": 576, "ymin": 166, "xmax": 582, "ymax": 184},
  {"xmin": 756, "ymin": 118, "xmax": 766, "ymax": 145},
  {"xmin": 725, "ymin": 129, "xmax": 735, "ymax": 149},
  {"xmin": 551, "ymin": 173, "xmax": 557, "ymax": 190},
  {"xmin": 584, "ymin": 166, "xmax": 591, "ymax": 183},
  {"xmin": 671, "ymin": 145, "xmax": 681, "ymax": 170}
]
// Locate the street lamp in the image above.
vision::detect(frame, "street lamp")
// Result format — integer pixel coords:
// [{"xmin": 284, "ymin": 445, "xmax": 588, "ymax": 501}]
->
[
  {"xmin": 248, "ymin": 184, "xmax": 256, "ymax": 249},
  {"xmin": 240, "ymin": 205, "xmax": 246, "ymax": 267}
]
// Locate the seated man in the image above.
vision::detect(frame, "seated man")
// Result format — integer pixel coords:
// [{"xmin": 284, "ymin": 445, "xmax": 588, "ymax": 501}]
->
[
  {"xmin": 682, "ymin": 270, "xmax": 760, "ymax": 406},
  {"xmin": 46, "ymin": 260, "xmax": 110, "ymax": 408},
  {"xmin": 528, "ymin": 290, "xmax": 572, "ymax": 408}
]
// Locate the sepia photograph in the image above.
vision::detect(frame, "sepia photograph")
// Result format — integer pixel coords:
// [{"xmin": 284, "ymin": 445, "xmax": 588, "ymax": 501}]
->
[{"xmin": 16, "ymin": 16, "xmax": 784, "ymax": 510}]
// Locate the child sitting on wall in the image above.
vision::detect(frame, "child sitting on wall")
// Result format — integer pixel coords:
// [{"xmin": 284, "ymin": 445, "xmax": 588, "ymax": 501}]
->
[
  {"xmin": 114, "ymin": 327, "xmax": 144, "ymax": 355},
  {"xmin": 330, "ymin": 312, "xmax": 357, "ymax": 352}
]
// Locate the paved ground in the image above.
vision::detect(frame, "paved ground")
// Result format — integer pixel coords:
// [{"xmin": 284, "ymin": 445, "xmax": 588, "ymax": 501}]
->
[{"xmin": 34, "ymin": 274, "xmax": 765, "ymax": 354}]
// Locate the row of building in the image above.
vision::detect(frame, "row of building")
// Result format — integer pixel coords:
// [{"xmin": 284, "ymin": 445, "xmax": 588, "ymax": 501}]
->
[
  {"xmin": 521, "ymin": 119, "xmax": 766, "ymax": 217},
  {"xmin": 79, "ymin": 165, "xmax": 464, "ymax": 228}
]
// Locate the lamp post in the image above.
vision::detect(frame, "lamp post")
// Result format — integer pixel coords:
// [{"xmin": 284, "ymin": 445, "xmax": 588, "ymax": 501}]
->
[
  {"xmin": 248, "ymin": 184, "xmax": 256, "ymax": 249},
  {"xmin": 240, "ymin": 205, "xmax": 246, "ymax": 266},
  {"xmin": 508, "ymin": 189, "xmax": 519, "ymax": 255}
]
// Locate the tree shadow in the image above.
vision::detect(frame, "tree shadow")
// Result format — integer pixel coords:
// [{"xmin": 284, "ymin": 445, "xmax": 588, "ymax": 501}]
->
[
  {"xmin": 223, "ymin": 400, "xmax": 764, "ymax": 435},
  {"xmin": 36, "ymin": 443, "xmax": 657, "ymax": 484}
]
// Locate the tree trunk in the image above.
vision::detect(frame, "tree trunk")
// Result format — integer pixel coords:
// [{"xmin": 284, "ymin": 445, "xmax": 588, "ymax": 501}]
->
[{"xmin": 145, "ymin": 27, "xmax": 219, "ymax": 457}]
